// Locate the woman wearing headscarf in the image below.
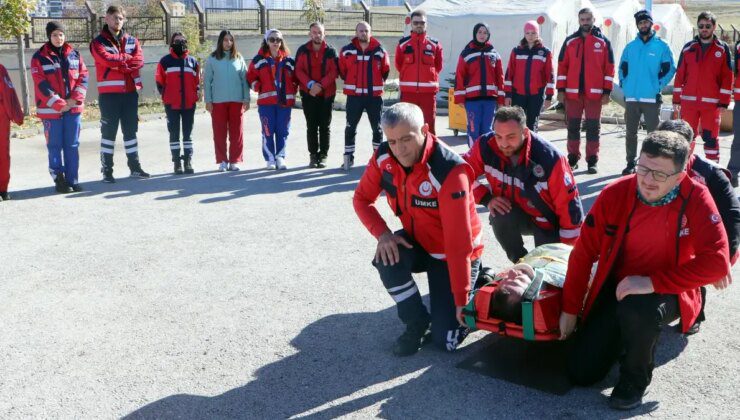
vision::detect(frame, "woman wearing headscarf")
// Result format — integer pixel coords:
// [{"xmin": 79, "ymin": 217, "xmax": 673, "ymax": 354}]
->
[
  {"xmin": 454, "ymin": 22, "xmax": 505, "ymax": 148},
  {"xmin": 504, "ymin": 20, "xmax": 555, "ymax": 132},
  {"xmin": 247, "ymin": 29, "xmax": 298, "ymax": 170}
]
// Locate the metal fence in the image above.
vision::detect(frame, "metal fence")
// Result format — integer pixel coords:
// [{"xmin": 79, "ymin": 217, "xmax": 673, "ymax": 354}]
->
[
  {"xmin": 205, "ymin": 8, "xmax": 261, "ymax": 31},
  {"xmin": 369, "ymin": 12, "xmax": 406, "ymax": 34},
  {"xmin": 31, "ymin": 17, "xmax": 90, "ymax": 44},
  {"xmin": 266, "ymin": 9, "xmax": 307, "ymax": 33},
  {"xmin": 98, "ymin": 16, "xmax": 166, "ymax": 42},
  {"xmin": 322, "ymin": 9, "xmax": 366, "ymax": 33},
  {"xmin": 169, "ymin": 15, "xmax": 199, "ymax": 41},
  {"xmin": 692, "ymin": 24, "xmax": 740, "ymax": 44}
]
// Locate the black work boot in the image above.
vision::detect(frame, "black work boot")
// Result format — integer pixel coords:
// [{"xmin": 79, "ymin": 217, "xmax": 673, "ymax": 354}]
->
[
  {"xmin": 309, "ymin": 154, "xmax": 318, "ymax": 168},
  {"xmin": 622, "ymin": 161, "xmax": 636, "ymax": 175},
  {"xmin": 102, "ymin": 168, "xmax": 115, "ymax": 183},
  {"xmin": 317, "ymin": 155, "xmax": 327, "ymax": 169},
  {"xmin": 609, "ymin": 379, "xmax": 647, "ymax": 410},
  {"xmin": 129, "ymin": 160, "xmax": 151, "ymax": 178},
  {"xmin": 173, "ymin": 157, "xmax": 184, "ymax": 175},
  {"xmin": 567, "ymin": 154, "xmax": 579, "ymax": 170},
  {"xmin": 392, "ymin": 321, "xmax": 431, "ymax": 357},
  {"xmin": 183, "ymin": 156, "xmax": 194, "ymax": 174},
  {"xmin": 587, "ymin": 156, "xmax": 599, "ymax": 174},
  {"xmin": 54, "ymin": 172, "xmax": 72, "ymax": 193}
]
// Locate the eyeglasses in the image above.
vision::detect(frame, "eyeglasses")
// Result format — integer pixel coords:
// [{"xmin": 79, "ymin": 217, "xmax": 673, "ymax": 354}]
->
[
  {"xmin": 411, "ymin": 21, "xmax": 426, "ymax": 26},
  {"xmin": 698, "ymin": 24, "xmax": 713, "ymax": 29},
  {"xmin": 635, "ymin": 164, "xmax": 681, "ymax": 182},
  {"xmin": 268, "ymin": 37, "xmax": 282, "ymax": 43}
]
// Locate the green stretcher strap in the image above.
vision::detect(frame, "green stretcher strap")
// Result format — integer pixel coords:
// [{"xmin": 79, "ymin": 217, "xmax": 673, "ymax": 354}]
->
[
  {"xmin": 521, "ymin": 270, "xmax": 545, "ymax": 341},
  {"xmin": 463, "ymin": 291, "xmax": 478, "ymax": 331}
]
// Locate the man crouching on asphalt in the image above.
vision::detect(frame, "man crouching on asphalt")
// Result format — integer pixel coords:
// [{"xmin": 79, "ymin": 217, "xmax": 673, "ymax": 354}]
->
[{"xmin": 353, "ymin": 102, "xmax": 483, "ymax": 356}]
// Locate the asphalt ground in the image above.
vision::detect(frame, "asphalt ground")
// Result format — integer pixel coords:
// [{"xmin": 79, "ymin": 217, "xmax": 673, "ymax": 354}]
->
[{"xmin": 1, "ymin": 109, "xmax": 738, "ymax": 419}]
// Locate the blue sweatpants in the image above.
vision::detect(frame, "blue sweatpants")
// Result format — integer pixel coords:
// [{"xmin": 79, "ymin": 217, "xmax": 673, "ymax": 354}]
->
[
  {"xmin": 465, "ymin": 99, "xmax": 497, "ymax": 148},
  {"xmin": 258, "ymin": 104, "xmax": 291, "ymax": 163},
  {"xmin": 43, "ymin": 112, "xmax": 81, "ymax": 186}
]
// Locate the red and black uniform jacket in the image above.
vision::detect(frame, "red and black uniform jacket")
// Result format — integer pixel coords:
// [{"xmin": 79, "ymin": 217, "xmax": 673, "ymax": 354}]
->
[
  {"xmin": 395, "ymin": 31, "xmax": 443, "ymax": 94},
  {"xmin": 734, "ymin": 41, "xmax": 740, "ymax": 101},
  {"xmin": 89, "ymin": 25, "xmax": 143, "ymax": 94},
  {"xmin": 155, "ymin": 49, "xmax": 200, "ymax": 110},
  {"xmin": 563, "ymin": 176, "xmax": 730, "ymax": 333},
  {"xmin": 247, "ymin": 50, "xmax": 298, "ymax": 107},
  {"xmin": 505, "ymin": 40, "xmax": 555, "ymax": 99},
  {"xmin": 353, "ymin": 134, "xmax": 484, "ymax": 306},
  {"xmin": 463, "ymin": 130, "xmax": 584, "ymax": 243},
  {"xmin": 0, "ymin": 64, "xmax": 24, "ymax": 126},
  {"xmin": 339, "ymin": 37, "xmax": 390, "ymax": 97},
  {"xmin": 673, "ymin": 35, "xmax": 733, "ymax": 107},
  {"xmin": 556, "ymin": 27, "xmax": 615, "ymax": 100},
  {"xmin": 453, "ymin": 41, "xmax": 505, "ymax": 104},
  {"xmin": 31, "ymin": 42, "xmax": 88, "ymax": 119},
  {"xmin": 687, "ymin": 154, "xmax": 740, "ymax": 263},
  {"xmin": 294, "ymin": 41, "xmax": 339, "ymax": 98}
]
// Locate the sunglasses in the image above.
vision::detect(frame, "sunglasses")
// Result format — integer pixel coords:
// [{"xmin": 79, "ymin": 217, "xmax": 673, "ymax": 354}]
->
[
  {"xmin": 268, "ymin": 37, "xmax": 282, "ymax": 43},
  {"xmin": 698, "ymin": 24, "xmax": 713, "ymax": 29}
]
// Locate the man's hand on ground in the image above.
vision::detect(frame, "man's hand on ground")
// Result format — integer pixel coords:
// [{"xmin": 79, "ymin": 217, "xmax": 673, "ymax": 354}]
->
[{"xmin": 375, "ymin": 231, "xmax": 413, "ymax": 266}]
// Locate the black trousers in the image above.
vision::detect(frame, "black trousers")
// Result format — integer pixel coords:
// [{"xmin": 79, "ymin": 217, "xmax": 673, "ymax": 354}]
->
[
  {"xmin": 373, "ymin": 230, "xmax": 481, "ymax": 351},
  {"xmin": 301, "ymin": 93, "xmax": 334, "ymax": 159},
  {"xmin": 511, "ymin": 89, "xmax": 545, "ymax": 132},
  {"xmin": 490, "ymin": 204, "xmax": 559, "ymax": 263},
  {"xmin": 567, "ymin": 281, "xmax": 680, "ymax": 390},
  {"xmin": 165, "ymin": 105, "xmax": 195, "ymax": 161},
  {"xmin": 99, "ymin": 92, "xmax": 140, "ymax": 170},
  {"xmin": 344, "ymin": 95, "xmax": 383, "ymax": 156}
]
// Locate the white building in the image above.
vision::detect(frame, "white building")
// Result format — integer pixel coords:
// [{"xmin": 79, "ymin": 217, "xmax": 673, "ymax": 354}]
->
[
  {"xmin": 48, "ymin": 0, "xmax": 63, "ymax": 17},
  {"xmin": 31, "ymin": 0, "xmax": 49, "ymax": 17}
]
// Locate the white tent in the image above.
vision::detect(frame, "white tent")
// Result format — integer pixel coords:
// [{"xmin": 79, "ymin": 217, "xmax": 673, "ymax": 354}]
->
[
  {"xmin": 416, "ymin": 0, "xmax": 603, "ymax": 90},
  {"xmin": 652, "ymin": 4, "xmax": 694, "ymax": 59},
  {"xmin": 591, "ymin": 0, "xmax": 641, "ymax": 64}
]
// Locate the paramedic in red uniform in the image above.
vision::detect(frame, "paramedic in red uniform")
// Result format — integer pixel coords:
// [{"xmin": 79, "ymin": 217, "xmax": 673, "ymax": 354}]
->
[
  {"xmin": 463, "ymin": 106, "xmax": 584, "ymax": 263},
  {"xmin": 0, "ymin": 63, "xmax": 24, "ymax": 202},
  {"xmin": 673, "ymin": 11, "xmax": 734, "ymax": 164},
  {"xmin": 395, "ymin": 9, "xmax": 443, "ymax": 135},
  {"xmin": 556, "ymin": 7, "xmax": 615, "ymax": 174},
  {"xmin": 353, "ymin": 102, "xmax": 483, "ymax": 357},
  {"xmin": 560, "ymin": 131, "xmax": 730, "ymax": 410}
]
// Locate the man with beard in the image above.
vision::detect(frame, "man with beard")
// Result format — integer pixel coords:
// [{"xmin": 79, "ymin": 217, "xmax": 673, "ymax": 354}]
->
[
  {"xmin": 295, "ymin": 22, "xmax": 338, "ymax": 169},
  {"xmin": 618, "ymin": 9, "xmax": 675, "ymax": 175},
  {"xmin": 463, "ymin": 106, "xmax": 584, "ymax": 263},
  {"xmin": 339, "ymin": 21, "xmax": 390, "ymax": 171},
  {"xmin": 556, "ymin": 8, "xmax": 615, "ymax": 174},
  {"xmin": 673, "ymin": 11, "xmax": 733, "ymax": 164},
  {"xmin": 395, "ymin": 9, "xmax": 443, "ymax": 135}
]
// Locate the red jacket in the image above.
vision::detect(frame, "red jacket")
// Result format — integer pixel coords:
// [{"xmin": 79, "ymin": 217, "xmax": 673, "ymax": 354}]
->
[
  {"xmin": 505, "ymin": 41, "xmax": 555, "ymax": 99},
  {"xmin": 556, "ymin": 28, "xmax": 615, "ymax": 100},
  {"xmin": 247, "ymin": 50, "xmax": 298, "ymax": 107},
  {"xmin": 294, "ymin": 41, "xmax": 338, "ymax": 98},
  {"xmin": 353, "ymin": 134, "xmax": 484, "ymax": 306},
  {"xmin": 339, "ymin": 37, "xmax": 389, "ymax": 97},
  {"xmin": 674, "ymin": 35, "xmax": 733, "ymax": 107},
  {"xmin": 732, "ymin": 40, "xmax": 739, "ymax": 101},
  {"xmin": 395, "ymin": 32, "xmax": 443, "ymax": 94},
  {"xmin": 0, "ymin": 64, "xmax": 24, "ymax": 125},
  {"xmin": 563, "ymin": 176, "xmax": 730, "ymax": 333},
  {"xmin": 454, "ymin": 41, "xmax": 505, "ymax": 104},
  {"xmin": 463, "ymin": 130, "xmax": 584, "ymax": 243},
  {"xmin": 31, "ymin": 43, "xmax": 88, "ymax": 119},
  {"xmin": 89, "ymin": 26, "xmax": 143, "ymax": 94},
  {"xmin": 155, "ymin": 49, "xmax": 200, "ymax": 110}
]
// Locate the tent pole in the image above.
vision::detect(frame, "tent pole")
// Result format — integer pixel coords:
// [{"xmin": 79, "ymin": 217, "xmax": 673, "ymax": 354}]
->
[{"xmin": 645, "ymin": 0, "xmax": 652, "ymax": 13}]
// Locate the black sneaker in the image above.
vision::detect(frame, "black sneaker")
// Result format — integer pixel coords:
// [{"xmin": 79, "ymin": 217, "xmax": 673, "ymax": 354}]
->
[
  {"xmin": 309, "ymin": 155, "xmax": 318, "ymax": 168},
  {"xmin": 54, "ymin": 173, "xmax": 72, "ymax": 193},
  {"xmin": 588, "ymin": 162, "xmax": 599, "ymax": 174},
  {"xmin": 0, "ymin": 192, "xmax": 8, "ymax": 201},
  {"xmin": 173, "ymin": 159, "xmax": 184, "ymax": 175},
  {"xmin": 130, "ymin": 166, "xmax": 151, "ymax": 179},
  {"xmin": 71, "ymin": 184, "xmax": 84, "ymax": 192},
  {"xmin": 608, "ymin": 379, "xmax": 647, "ymax": 410},
  {"xmin": 684, "ymin": 321, "xmax": 701, "ymax": 336},
  {"xmin": 622, "ymin": 162, "xmax": 636, "ymax": 175},
  {"xmin": 183, "ymin": 157, "xmax": 194, "ymax": 174},
  {"xmin": 102, "ymin": 169, "xmax": 116, "ymax": 183},
  {"xmin": 392, "ymin": 322, "xmax": 431, "ymax": 357},
  {"xmin": 568, "ymin": 154, "xmax": 579, "ymax": 170},
  {"xmin": 317, "ymin": 156, "xmax": 327, "ymax": 169}
]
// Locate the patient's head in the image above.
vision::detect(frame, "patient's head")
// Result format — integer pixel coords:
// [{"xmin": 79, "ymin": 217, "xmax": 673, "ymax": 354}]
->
[{"xmin": 488, "ymin": 264, "xmax": 534, "ymax": 324}]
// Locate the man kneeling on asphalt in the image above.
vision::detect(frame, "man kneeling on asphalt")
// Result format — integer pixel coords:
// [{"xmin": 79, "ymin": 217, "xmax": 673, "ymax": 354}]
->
[
  {"xmin": 560, "ymin": 131, "xmax": 730, "ymax": 410},
  {"xmin": 464, "ymin": 106, "xmax": 584, "ymax": 263},
  {"xmin": 353, "ymin": 102, "xmax": 483, "ymax": 356}
]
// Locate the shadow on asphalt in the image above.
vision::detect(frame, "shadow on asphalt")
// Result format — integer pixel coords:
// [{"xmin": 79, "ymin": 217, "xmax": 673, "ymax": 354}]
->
[
  {"xmin": 7, "ymin": 165, "xmax": 367, "ymax": 204},
  {"xmin": 123, "ymin": 306, "xmax": 689, "ymax": 419}
]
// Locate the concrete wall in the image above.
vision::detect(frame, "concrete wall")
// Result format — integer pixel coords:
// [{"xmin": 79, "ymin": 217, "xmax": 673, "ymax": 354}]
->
[{"xmin": 0, "ymin": 34, "xmax": 403, "ymax": 104}]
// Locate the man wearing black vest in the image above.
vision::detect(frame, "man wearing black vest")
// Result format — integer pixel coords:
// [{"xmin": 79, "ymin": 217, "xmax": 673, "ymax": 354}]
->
[
  {"xmin": 295, "ymin": 22, "xmax": 338, "ymax": 168},
  {"xmin": 464, "ymin": 106, "xmax": 584, "ymax": 262}
]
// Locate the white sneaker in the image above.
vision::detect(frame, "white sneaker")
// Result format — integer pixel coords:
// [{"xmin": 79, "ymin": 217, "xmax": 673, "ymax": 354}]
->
[
  {"xmin": 266, "ymin": 161, "xmax": 277, "ymax": 170},
  {"xmin": 218, "ymin": 161, "xmax": 228, "ymax": 172},
  {"xmin": 276, "ymin": 157, "xmax": 287, "ymax": 170},
  {"xmin": 228, "ymin": 163, "xmax": 240, "ymax": 171}
]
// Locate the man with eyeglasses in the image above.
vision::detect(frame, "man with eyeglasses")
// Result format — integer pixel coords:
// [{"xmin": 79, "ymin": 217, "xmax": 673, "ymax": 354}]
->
[
  {"xmin": 560, "ymin": 131, "xmax": 730, "ymax": 410},
  {"xmin": 395, "ymin": 9, "xmax": 443, "ymax": 135},
  {"xmin": 673, "ymin": 11, "xmax": 734, "ymax": 164},
  {"xmin": 90, "ymin": 5, "xmax": 149, "ymax": 183}
]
